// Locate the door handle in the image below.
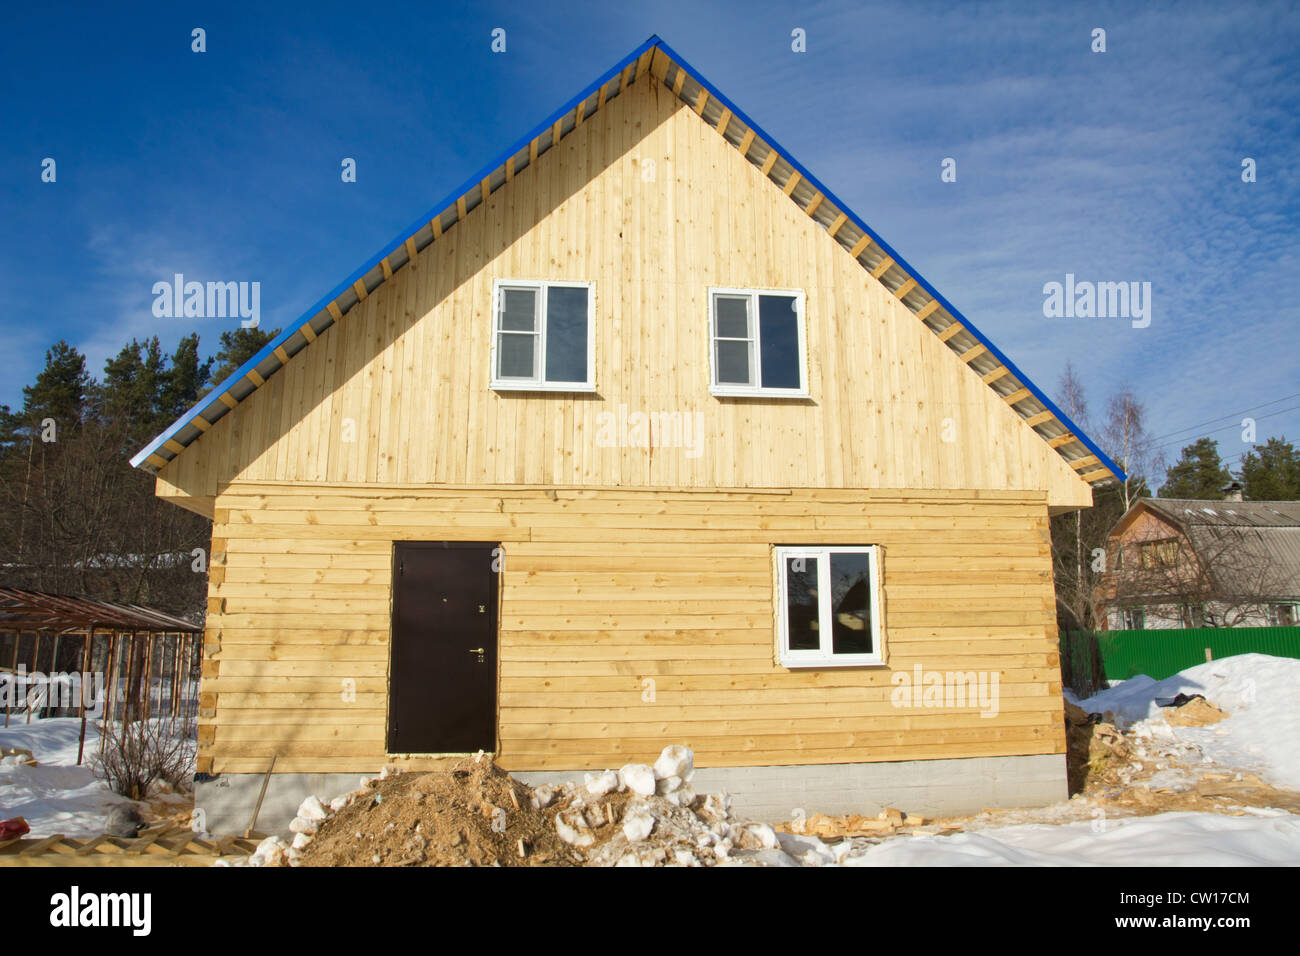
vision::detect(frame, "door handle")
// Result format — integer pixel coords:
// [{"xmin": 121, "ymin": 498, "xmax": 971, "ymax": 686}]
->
[{"xmin": 468, "ymin": 647, "xmax": 485, "ymax": 654}]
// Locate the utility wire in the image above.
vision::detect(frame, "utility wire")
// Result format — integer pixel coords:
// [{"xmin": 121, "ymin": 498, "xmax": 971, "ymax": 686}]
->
[
  {"xmin": 1149, "ymin": 392, "xmax": 1300, "ymax": 446},
  {"xmin": 1152, "ymin": 402, "xmax": 1300, "ymax": 453}
]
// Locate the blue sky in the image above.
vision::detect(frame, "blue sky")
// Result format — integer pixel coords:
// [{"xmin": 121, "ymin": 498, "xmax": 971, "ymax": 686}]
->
[{"xmin": 3, "ymin": 1, "xmax": 1297, "ymax": 482}]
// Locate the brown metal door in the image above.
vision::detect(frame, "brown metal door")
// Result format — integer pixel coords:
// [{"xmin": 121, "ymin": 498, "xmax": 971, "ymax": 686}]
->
[{"xmin": 388, "ymin": 541, "xmax": 498, "ymax": 753}]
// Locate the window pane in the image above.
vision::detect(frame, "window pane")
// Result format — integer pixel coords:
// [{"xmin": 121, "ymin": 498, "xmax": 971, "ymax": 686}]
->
[
  {"xmin": 715, "ymin": 296, "xmax": 750, "ymax": 339},
  {"xmin": 758, "ymin": 295, "xmax": 800, "ymax": 390},
  {"xmin": 497, "ymin": 332, "xmax": 536, "ymax": 378},
  {"xmin": 829, "ymin": 551, "xmax": 872, "ymax": 654},
  {"xmin": 715, "ymin": 340, "xmax": 752, "ymax": 385},
  {"xmin": 785, "ymin": 556, "xmax": 820, "ymax": 651},
  {"xmin": 500, "ymin": 288, "xmax": 537, "ymax": 331},
  {"xmin": 544, "ymin": 286, "xmax": 590, "ymax": 383}
]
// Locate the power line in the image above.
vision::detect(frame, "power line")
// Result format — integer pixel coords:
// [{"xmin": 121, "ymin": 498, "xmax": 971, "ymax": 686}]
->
[
  {"xmin": 1149, "ymin": 392, "xmax": 1300, "ymax": 446},
  {"xmin": 1152, "ymin": 402, "xmax": 1300, "ymax": 453}
]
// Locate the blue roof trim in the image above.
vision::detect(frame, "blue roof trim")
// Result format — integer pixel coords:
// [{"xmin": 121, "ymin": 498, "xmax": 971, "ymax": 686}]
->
[
  {"xmin": 134, "ymin": 32, "xmax": 1123, "ymax": 486},
  {"xmin": 131, "ymin": 36, "xmax": 662, "ymax": 469},
  {"xmin": 652, "ymin": 38, "xmax": 1125, "ymax": 484}
]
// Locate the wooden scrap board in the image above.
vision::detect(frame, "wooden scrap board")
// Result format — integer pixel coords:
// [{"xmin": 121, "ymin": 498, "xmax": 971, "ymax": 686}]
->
[{"xmin": 0, "ymin": 824, "xmax": 263, "ymax": 867}]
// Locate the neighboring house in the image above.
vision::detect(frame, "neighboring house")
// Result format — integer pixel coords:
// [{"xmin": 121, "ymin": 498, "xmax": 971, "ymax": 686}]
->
[
  {"xmin": 1098, "ymin": 484, "xmax": 1300, "ymax": 630},
  {"xmin": 129, "ymin": 36, "xmax": 1123, "ymax": 830}
]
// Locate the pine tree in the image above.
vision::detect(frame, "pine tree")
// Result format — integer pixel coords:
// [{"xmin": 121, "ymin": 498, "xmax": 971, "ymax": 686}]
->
[
  {"xmin": 21, "ymin": 341, "xmax": 90, "ymax": 433},
  {"xmin": 1158, "ymin": 437, "xmax": 1233, "ymax": 499},
  {"xmin": 161, "ymin": 333, "xmax": 212, "ymax": 421},
  {"xmin": 0, "ymin": 336, "xmax": 212, "ymax": 615},
  {"xmin": 1239, "ymin": 436, "xmax": 1300, "ymax": 500},
  {"xmin": 0, "ymin": 405, "xmax": 20, "ymax": 460},
  {"xmin": 204, "ymin": 326, "xmax": 278, "ymax": 393},
  {"xmin": 99, "ymin": 337, "xmax": 166, "ymax": 437}
]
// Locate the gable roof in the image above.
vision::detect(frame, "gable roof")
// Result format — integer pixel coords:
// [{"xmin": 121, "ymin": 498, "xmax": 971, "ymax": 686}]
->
[
  {"xmin": 1111, "ymin": 498, "xmax": 1300, "ymax": 598},
  {"xmin": 1139, "ymin": 498, "xmax": 1300, "ymax": 529},
  {"xmin": 130, "ymin": 35, "xmax": 1125, "ymax": 488}
]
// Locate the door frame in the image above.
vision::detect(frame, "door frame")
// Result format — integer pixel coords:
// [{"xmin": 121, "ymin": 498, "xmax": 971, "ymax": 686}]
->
[{"xmin": 386, "ymin": 540, "xmax": 502, "ymax": 756}]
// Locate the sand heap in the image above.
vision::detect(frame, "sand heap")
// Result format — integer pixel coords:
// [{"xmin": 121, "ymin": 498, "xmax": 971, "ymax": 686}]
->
[{"xmin": 244, "ymin": 745, "xmax": 796, "ymax": 868}]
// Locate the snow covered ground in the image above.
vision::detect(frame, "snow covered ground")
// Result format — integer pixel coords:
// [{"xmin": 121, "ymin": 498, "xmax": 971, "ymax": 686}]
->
[
  {"xmin": 0, "ymin": 717, "xmax": 133, "ymax": 838},
  {"xmin": 1070, "ymin": 653, "xmax": 1300, "ymax": 791},
  {"xmin": 5, "ymin": 655, "xmax": 1300, "ymax": 865},
  {"xmin": 819, "ymin": 653, "xmax": 1300, "ymax": 867},
  {"xmin": 833, "ymin": 811, "xmax": 1300, "ymax": 866}
]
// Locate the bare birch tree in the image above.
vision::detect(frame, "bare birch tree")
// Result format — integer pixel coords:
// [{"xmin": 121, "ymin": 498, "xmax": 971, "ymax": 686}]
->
[{"xmin": 1100, "ymin": 388, "xmax": 1160, "ymax": 511}]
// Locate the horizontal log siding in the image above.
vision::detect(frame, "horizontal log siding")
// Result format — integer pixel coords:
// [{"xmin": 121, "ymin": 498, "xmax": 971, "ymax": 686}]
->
[{"xmin": 197, "ymin": 483, "xmax": 1064, "ymax": 774}]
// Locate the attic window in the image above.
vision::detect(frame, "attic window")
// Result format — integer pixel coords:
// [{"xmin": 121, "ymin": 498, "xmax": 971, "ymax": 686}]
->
[
  {"xmin": 1139, "ymin": 538, "xmax": 1180, "ymax": 568},
  {"xmin": 776, "ymin": 546, "xmax": 884, "ymax": 668},
  {"xmin": 708, "ymin": 288, "xmax": 808, "ymax": 397},
  {"xmin": 491, "ymin": 280, "xmax": 595, "ymax": 391}
]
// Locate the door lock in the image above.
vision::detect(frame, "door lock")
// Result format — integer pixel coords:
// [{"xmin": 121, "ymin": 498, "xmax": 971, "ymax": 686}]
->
[{"xmin": 478, "ymin": 605, "xmax": 486, "ymax": 613}]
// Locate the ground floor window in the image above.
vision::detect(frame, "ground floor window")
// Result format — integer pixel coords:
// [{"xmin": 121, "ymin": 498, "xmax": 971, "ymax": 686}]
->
[
  {"xmin": 776, "ymin": 545, "xmax": 883, "ymax": 667},
  {"xmin": 1268, "ymin": 603, "xmax": 1299, "ymax": 627},
  {"xmin": 1120, "ymin": 607, "xmax": 1146, "ymax": 630}
]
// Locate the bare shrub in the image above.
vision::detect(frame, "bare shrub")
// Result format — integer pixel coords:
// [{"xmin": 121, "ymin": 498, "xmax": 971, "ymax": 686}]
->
[{"xmin": 94, "ymin": 718, "xmax": 195, "ymax": 800}]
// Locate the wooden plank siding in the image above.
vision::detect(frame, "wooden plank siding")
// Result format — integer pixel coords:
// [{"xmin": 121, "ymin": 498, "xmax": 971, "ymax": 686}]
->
[
  {"xmin": 197, "ymin": 483, "xmax": 1064, "ymax": 774},
  {"xmin": 157, "ymin": 72, "xmax": 1091, "ymax": 513},
  {"xmin": 167, "ymin": 65, "xmax": 1081, "ymax": 781}
]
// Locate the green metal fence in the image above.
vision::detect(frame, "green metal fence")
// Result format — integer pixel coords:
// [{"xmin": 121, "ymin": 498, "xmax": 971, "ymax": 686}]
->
[{"xmin": 1062, "ymin": 627, "xmax": 1300, "ymax": 683}]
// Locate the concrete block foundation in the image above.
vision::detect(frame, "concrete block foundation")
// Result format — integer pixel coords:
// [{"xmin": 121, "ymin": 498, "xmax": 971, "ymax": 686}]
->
[
  {"xmin": 194, "ymin": 772, "xmax": 364, "ymax": 837},
  {"xmin": 194, "ymin": 753, "xmax": 1066, "ymax": 835},
  {"xmin": 517, "ymin": 754, "xmax": 1067, "ymax": 822}
]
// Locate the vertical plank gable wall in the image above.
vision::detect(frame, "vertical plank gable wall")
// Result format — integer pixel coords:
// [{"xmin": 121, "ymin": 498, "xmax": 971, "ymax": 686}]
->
[
  {"xmin": 162, "ymin": 75, "xmax": 1090, "ymax": 504},
  {"xmin": 189, "ymin": 72, "xmax": 1072, "ymax": 773}
]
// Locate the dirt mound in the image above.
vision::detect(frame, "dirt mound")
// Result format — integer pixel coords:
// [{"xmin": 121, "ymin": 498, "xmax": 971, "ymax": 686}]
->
[
  {"xmin": 249, "ymin": 746, "xmax": 790, "ymax": 867},
  {"xmin": 298, "ymin": 757, "xmax": 581, "ymax": 867}
]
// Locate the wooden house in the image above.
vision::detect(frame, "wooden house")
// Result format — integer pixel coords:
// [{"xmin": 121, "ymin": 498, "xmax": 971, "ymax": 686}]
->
[
  {"xmin": 1098, "ymin": 490, "xmax": 1300, "ymax": 630},
  {"xmin": 131, "ymin": 36, "xmax": 1124, "ymax": 830}
]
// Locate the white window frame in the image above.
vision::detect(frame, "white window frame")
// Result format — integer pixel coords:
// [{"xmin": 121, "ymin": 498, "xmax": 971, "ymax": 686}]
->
[
  {"xmin": 708, "ymin": 287, "xmax": 808, "ymax": 398},
  {"xmin": 490, "ymin": 279, "xmax": 596, "ymax": 392},
  {"xmin": 1268, "ymin": 602, "xmax": 1299, "ymax": 627},
  {"xmin": 1121, "ymin": 607, "xmax": 1146, "ymax": 630},
  {"xmin": 776, "ymin": 545, "xmax": 884, "ymax": 668}
]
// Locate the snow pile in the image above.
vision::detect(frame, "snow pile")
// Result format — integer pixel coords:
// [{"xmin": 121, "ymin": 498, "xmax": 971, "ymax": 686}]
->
[
  {"xmin": 1076, "ymin": 654, "xmax": 1300, "ymax": 790},
  {"xmin": 244, "ymin": 795, "xmax": 354, "ymax": 866},
  {"xmin": 0, "ymin": 717, "xmax": 136, "ymax": 838},
  {"xmin": 546, "ymin": 745, "xmax": 803, "ymax": 867},
  {"xmin": 246, "ymin": 834, "xmax": 290, "ymax": 867}
]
